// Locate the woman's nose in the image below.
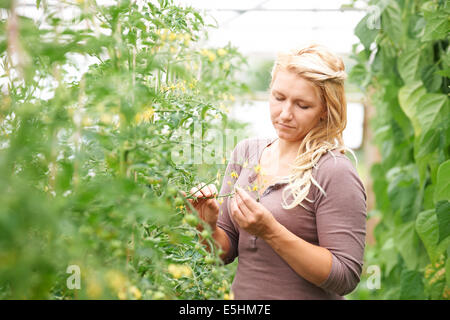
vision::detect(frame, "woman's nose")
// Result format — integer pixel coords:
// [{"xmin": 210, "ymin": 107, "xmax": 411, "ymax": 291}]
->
[{"xmin": 280, "ymin": 101, "xmax": 293, "ymax": 120}]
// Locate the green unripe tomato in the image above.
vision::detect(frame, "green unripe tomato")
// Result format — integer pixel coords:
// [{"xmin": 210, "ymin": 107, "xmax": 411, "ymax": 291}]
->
[
  {"xmin": 166, "ymin": 186, "xmax": 177, "ymax": 197},
  {"xmin": 184, "ymin": 214, "xmax": 199, "ymax": 227},
  {"xmin": 174, "ymin": 197, "xmax": 184, "ymax": 207},
  {"xmin": 153, "ymin": 291, "xmax": 165, "ymax": 300},
  {"xmin": 201, "ymin": 229, "xmax": 211, "ymax": 239},
  {"xmin": 185, "ymin": 230, "xmax": 196, "ymax": 237},
  {"xmin": 211, "ymin": 268, "xmax": 220, "ymax": 277},
  {"xmin": 203, "ymin": 277, "xmax": 213, "ymax": 286},
  {"xmin": 204, "ymin": 256, "xmax": 215, "ymax": 264}
]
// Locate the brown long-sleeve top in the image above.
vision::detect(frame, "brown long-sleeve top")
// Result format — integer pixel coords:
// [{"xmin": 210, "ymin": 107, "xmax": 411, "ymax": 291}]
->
[{"xmin": 216, "ymin": 137, "xmax": 367, "ymax": 300}]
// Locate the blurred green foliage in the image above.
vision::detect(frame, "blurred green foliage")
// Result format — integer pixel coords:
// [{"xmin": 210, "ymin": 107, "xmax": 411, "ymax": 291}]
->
[
  {"xmin": 348, "ymin": 0, "xmax": 449, "ymax": 300},
  {"xmin": 0, "ymin": 0, "xmax": 249, "ymax": 299}
]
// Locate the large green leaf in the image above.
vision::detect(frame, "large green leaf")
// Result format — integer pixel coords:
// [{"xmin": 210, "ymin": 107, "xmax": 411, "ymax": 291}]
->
[
  {"xmin": 399, "ymin": 269, "xmax": 426, "ymax": 299},
  {"xmin": 415, "ymin": 206, "xmax": 450, "ymax": 264},
  {"xmin": 420, "ymin": 64, "xmax": 442, "ymax": 92},
  {"xmin": 416, "ymin": 209, "xmax": 440, "ymax": 263},
  {"xmin": 395, "ymin": 221, "xmax": 420, "ymax": 269},
  {"xmin": 354, "ymin": 14, "xmax": 379, "ymax": 50},
  {"xmin": 422, "ymin": 5, "xmax": 450, "ymax": 41},
  {"xmin": 386, "ymin": 165, "xmax": 420, "ymax": 221},
  {"xmin": 398, "ymin": 82, "xmax": 448, "ymax": 136},
  {"xmin": 382, "ymin": 1, "xmax": 404, "ymax": 45},
  {"xmin": 398, "ymin": 49, "xmax": 421, "ymax": 83},
  {"xmin": 380, "ymin": 237, "xmax": 398, "ymax": 276},
  {"xmin": 434, "ymin": 160, "xmax": 450, "ymax": 202}
]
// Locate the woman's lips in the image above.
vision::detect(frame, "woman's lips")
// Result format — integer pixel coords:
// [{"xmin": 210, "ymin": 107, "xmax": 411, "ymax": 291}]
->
[{"xmin": 278, "ymin": 123, "xmax": 294, "ymax": 129}]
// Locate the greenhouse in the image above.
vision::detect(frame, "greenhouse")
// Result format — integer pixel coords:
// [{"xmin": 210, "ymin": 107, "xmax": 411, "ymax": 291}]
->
[{"xmin": 0, "ymin": 0, "xmax": 448, "ymax": 304}]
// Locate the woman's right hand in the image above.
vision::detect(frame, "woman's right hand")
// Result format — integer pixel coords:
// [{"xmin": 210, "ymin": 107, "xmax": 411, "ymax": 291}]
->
[{"xmin": 182, "ymin": 183, "xmax": 220, "ymax": 229}]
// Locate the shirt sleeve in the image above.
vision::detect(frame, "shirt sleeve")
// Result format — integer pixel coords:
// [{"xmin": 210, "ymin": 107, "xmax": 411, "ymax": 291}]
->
[
  {"xmin": 216, "ymin": 138, "xmax": 248, "ymax": 264},
  {"xmin": 313, "ymin": 154, "xmax": 367, "ymax": 296}
]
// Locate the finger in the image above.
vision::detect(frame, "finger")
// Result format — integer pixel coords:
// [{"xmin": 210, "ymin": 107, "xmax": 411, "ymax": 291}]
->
[
  {"xmin": 235, "ymin": 192, "xmax": 251, "ymax": 218},
  {"xmin": 200, "ymin": 183, "xmax": 213, "ymax": 198},
  {"xmin": 197, "ymin": 183, "xmax": 212, "ymax": 198},
  {"xmin": 229, "ymin": 196, "xmax": 246, "ymax": 227},
  {"xmin": 190, "ymin": 186, "xmax": 203, "ymax": 200},
  {"xmin": 207, "ymin": 184, "xmax": 218, "ymax": 198},
  {"xmin": 235, "ymin": 186, "xmax": 259, "ymax": 212}
]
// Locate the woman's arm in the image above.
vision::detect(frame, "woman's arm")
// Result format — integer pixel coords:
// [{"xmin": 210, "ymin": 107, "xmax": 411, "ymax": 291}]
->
[{"xmin": 263, "ymin": 222, "xmax": 333, "ymax": 286}]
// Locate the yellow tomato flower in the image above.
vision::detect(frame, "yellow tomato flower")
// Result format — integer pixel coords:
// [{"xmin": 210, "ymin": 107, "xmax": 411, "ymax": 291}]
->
[
  {"xmin": 168, "ymin": 264, "xmax": 182, "ymax": 279},
  {"xmin": 180, "ymin": 265, "xmax": 192, "ymax": 278},
  {"xmin": 118, "ymin": 288, "xmax": 127, "ymax": 300},
  {"xmin": 252, "ymin": 185, "xmax": 259, "ymax": 191},
  {"xmin": 254, "ymin": 164, "xmax": 261, "ymax": 174},
  {"xmin": 208, "ymin": 52, "xmax": 216, "ymax": 62},
  {"xmin": 224, "ymin": 292, "xmax": 234, "ymax": 300},
  {"xmin": 106, "ymin": 270, "xmax": 127, "ymax": 292},
  {"xmin": 230, "ymin": 171, "xmax": 238, "ymax": 179},
  {"xmin": 169, "ymin": 32, "xmax": 177, "ymax": 41},
  {"xmin": 217, "ymin": 48, "xmax": 227, "ymax": 56},
  {"xmin": 86, "ymin": 278, "xmax": 102, "ymax": 299},
  {"xmin": 100, "ymin": 113, "xmax": 113, "ymax": 124},
  {"xmin": 183, "ymin": 34, "xmax": 191, "ymax": 46},
  {"xmin": 135, "ymin": 107, "xmax": 154, "ymax": 124},
  {"xmin": 129, "ymin": 286, "xmax": 142, "ymax": 300},
  {"xmin": 168, "ymin": 264, "xmax": 191, "ymax": 279}
]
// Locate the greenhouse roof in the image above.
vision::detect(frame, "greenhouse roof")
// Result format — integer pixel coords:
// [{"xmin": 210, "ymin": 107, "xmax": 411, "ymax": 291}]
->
[{"xmin": 177, "ymin": 0, "xmax": 368, "ymax": 56}]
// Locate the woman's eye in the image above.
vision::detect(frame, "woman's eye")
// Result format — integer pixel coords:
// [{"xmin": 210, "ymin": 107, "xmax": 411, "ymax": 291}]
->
[
  {"xmin": 275, "ymin": 96, "xmax": 283, "ymax": 101},
  {"xmin": 298, "ymin": 105, "xmax": 310, "ymax": 109}
]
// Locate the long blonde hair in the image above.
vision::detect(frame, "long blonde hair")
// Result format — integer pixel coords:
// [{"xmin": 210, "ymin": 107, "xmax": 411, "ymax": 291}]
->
[{"xmin": 270, "ymin": 43, "xmax": 353, "ymax": 210}]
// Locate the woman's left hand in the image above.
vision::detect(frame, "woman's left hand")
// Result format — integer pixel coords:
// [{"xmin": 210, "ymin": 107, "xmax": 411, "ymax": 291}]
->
[{"xmin": 230, "ymin": 185, "xmax": 279, "ymax": 238}]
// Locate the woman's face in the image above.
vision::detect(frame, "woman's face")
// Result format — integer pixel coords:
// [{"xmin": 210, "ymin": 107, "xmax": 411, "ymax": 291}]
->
[{"xmin": 269, "ymin": 69, "xmax": 326, "ymax": 142}]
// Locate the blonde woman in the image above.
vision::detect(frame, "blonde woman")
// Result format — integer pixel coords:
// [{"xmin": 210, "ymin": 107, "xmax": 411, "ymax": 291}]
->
[{"xmin": 186, "ymin": 43, "xmax": 367, "ymax": 300}]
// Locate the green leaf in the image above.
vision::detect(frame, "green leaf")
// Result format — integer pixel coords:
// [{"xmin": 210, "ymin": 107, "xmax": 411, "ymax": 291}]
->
[
  {"xmin": 420, "ymin": 64, "xmax": 442, "ymax": 92},
  {"xmin": 400, "ymin": 269, "xmax": 426, "ymax": 299},
  {"xmin": 434, "ymin": 160, "xmax": 450, "ymax": 202},
  {"xmin": 395, "ymin": 221, "xmax": 420, "ymax": 269},
  {"xmin": 422, "ymin": 10, "xmax": 450, "ymax": 41},
  {"xmin": 415, "ymin": 209, "xmax": 440, "ymax": 263},
  {"xmin": 380, "ymin": 237, "xmax": 398, "ymax": 276},
  {"xmin": 386, "ymin": 165, "xmax": 420, "ymax": 221},
  {"xmin": 398, "ymin": 82, "xmax": 447, "ymax": 136},
  {"xmin": 436, "ymin": 200, "xmax": 450, "ymax": 243},
  {"xmin": 382, "ymin": 1, "xmax": 404, "ymax": 45},
  {"xmin": 398, "ymin": 49, "xmax": 421, "ymax": 83},
  {"xmin": 354, "ymin": 14, "xmax": 379, "ymax": 50}
]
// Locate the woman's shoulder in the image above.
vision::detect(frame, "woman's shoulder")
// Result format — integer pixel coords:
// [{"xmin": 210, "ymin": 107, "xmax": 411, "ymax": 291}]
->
[
  {"xmin": 313, "ymin": 148, "xmax": 359, "ymax": 178},
  {"xmin": 232, "ymin": 136, "xmax": 273, "ymax": 157},
  {"xmin": 311, "ymin": 148, "xmax": 367, "ymax": 204}
]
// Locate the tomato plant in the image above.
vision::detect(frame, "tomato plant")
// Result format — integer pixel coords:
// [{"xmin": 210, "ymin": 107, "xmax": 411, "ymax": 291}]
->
[
  {"xmin": 349, "ymin": 0, "xmax": 449, "ymax": 299},
  {"xmin": 0, "ymin": 0, "xmax": 248, "ymax": 299}
]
